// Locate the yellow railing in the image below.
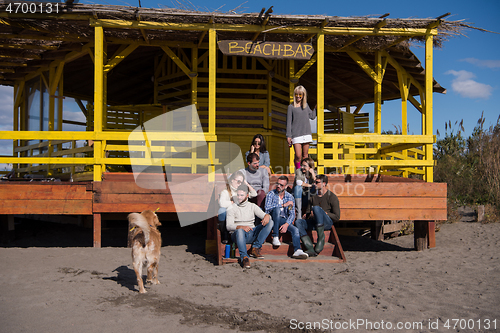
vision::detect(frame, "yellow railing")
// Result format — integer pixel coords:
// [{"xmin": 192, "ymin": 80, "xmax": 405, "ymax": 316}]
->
[
  {"xmin": 289, "ymin": 133, "xmax": 434, "ymax": 177},
  {"xmin": 0, "ymin": 130, "xmax": 220, "ymax": 180}
]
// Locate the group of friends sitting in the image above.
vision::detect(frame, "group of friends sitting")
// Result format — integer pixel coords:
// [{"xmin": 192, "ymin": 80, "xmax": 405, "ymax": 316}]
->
[{"xmin": 218, "ymin": 134, "xmax": 341, "ymax": 269}]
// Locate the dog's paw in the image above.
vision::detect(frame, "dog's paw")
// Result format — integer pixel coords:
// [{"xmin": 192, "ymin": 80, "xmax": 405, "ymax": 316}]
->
[{"xmin": 139, "ymin": 288, "xmax": 147, "ymax": 294}]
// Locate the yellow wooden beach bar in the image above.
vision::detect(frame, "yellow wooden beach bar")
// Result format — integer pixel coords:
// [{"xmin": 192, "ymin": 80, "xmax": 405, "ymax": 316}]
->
[{"xmin": 0, "ymin": 3, "xmax": 455, "ymax": 253}]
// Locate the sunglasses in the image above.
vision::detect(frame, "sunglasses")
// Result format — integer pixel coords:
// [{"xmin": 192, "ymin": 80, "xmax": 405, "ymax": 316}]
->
[
  {"xmin": 276, "ymin": 183, "xmax": 287, "ymax": 187},
  {"xmin": 253, "ymin": 141, "xmax": 261, "ymax": 145},
  {"xmin": 315, "ymin": 180, "xmax": 322, "ymax": 184},
  {"xmin": 233, "ymin": 179, "xmax": 243, "ymax": 184}
]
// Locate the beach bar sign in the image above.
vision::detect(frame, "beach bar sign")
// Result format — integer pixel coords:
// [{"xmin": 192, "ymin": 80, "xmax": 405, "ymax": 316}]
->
[{"xmin": 218, "ymin": 40, "xmax": 314, "ymax": 60}]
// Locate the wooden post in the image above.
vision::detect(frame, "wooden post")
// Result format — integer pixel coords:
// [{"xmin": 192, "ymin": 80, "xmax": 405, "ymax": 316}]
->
[
  {"xmin": 424, "ymin": 33, "xmax": 434, "ymax": 182},
  {"xmin": 191, "ymin": 46, "xmax": 199, "ymax": 174},
  {"xmin": 316, "ymin": 32, "xmax": 325, "ymax": 175},
  {"xmin": 427, "ymin": 221, "xmax": 436, "ymax": 248},
  {"xmin": 0, "ymin": 215, "xmax": 15, "ymax": 243},
  {"xmin": 414, "ymin": 220, "xmax": 428, "ymax": 251},
  {"xmin": 208, "ymin": 29, "xmax": 216, "ymax": 136},
  {"xmin": 93, "ymin": 24, "xmax": 104, "ymax": 182},
  {"xmin": 371, "ymin": 221, "xmax": 383, "ymax": 241},
  {"xmin": 93, "ymin": 213, "xmax": 101, "ymax": 248},
  {"xmin": 374, "ymin": 51, "xmax": 382, "ymax": 147}
]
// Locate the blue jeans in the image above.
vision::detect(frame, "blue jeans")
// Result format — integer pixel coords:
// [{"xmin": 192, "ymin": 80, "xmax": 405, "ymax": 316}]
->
[
  {"xmin": 295, "ymin": 206, "xmax": 333, "ymax": 237},
  {"xmin": 269, "ymin": 207, "xmax": 301, "ymax": 252},
  {"xmin": 231, "ymin": 218, "xmax": 274, "ymax": 259},
  {"xmin": 218, "ymin": 207, "xmax": 227, "ymax": 222}
]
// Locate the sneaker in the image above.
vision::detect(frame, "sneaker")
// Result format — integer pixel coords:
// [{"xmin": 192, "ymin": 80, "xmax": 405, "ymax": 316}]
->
[
  {"xmin": 241, "ymin": 257, "xmax": 251, "ymax": 268},
  {"xmin": 250, "ymin": 247, "xmax": 264, "ymax": 259},
  {"xmin": 272, "ymin": 237, "xmax": 281, "ymax": 246},
  {"xmin": 292, "ymin": 249, "xmax": 309, "ymax": 259}
]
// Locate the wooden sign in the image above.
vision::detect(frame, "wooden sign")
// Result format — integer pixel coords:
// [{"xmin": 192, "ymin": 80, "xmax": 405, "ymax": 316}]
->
[{"xmin": 218, "ymin": 40, "xmax": 314, "ymax": 60}]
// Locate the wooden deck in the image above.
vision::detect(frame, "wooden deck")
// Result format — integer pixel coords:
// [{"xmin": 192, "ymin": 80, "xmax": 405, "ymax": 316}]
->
[
  {"xmin": 208, "ymin": 174, "xmax": 447, "ymax": 265},
  {"xmin": 0, "ymin": 173, "xmax": 447, "ymax": 258}
]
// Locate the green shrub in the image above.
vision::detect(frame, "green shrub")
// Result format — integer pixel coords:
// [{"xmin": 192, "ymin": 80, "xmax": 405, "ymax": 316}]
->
[{"xmin": 434, "ymin": 113, "xmax": 500, "ymax": 214}]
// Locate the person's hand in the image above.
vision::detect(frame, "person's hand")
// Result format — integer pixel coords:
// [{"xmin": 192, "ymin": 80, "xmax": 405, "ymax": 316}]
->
[
  {"xmin": 250, "ymin": 145, "xmax": 255, "ymax": 153},
  {"xmin": 261, "ymin": 214, "xmax": 270, "ymax": 226},
  {"xmin": 302, "ymin": 213, "xmax": 307, "ymax": 219},
  {"xmin": 283, "ymin": 201, "xmax": 293, "ymax": 208},
  {"xmin": 287, "ymin": 137, "xmax": 292, "ymax": 147},
  {"xmin": 279, "ymin": 223, "xmax": 289, "ymax": 233},
  {"xmin": 237, "ymin": 225, "xmax": 252, "ymax": 232},
  {"xmin": 309, "ymin": 168, "xmax": 316, "ymax": 178}
]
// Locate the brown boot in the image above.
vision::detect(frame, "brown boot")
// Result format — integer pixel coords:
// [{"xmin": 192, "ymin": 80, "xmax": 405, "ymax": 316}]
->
[
  {"xmin": 241, "ymin": 257, "xmax": 251, "ymax": 268},
  {"xmin": 249, "ymin": 247, "xmax": 264, "ymax": 259}
]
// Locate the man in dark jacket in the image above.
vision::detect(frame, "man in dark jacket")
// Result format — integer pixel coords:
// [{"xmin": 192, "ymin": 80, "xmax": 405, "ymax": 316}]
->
[{"xmin": 295, "ymin": 174, "xmax": 340, "ymax": 256}]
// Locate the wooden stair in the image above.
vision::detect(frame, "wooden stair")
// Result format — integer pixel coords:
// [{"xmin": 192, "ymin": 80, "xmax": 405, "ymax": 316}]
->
[{"xmin": 218, "ymin": 228, "xmax": 346, "ymax": 265}]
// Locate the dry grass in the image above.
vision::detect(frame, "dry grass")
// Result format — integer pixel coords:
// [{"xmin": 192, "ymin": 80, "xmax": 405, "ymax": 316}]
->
[{"xmin": 435, "ymin": 114, "xmax": 500, "ymax": 221}]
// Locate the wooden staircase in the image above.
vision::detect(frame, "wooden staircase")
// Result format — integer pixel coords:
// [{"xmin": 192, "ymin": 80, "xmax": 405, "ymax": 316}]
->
[{"xmin": 217, "ymin": 227, "xmax": 346, "ymax": 265}]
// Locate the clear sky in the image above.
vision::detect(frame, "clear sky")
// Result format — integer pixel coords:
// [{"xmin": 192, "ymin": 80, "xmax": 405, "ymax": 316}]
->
[{"xmin": 0, "ymin": 0, "xmax": 499, "ymax": 162}]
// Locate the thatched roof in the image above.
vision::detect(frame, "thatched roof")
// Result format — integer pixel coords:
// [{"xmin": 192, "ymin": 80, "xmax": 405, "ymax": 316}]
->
[{"xmin": 0, "ymin": 3, "xmax": 475, "ymax": 106}]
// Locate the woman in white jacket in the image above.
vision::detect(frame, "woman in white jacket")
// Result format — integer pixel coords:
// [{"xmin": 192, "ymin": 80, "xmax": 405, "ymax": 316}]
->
[{"xmin": 218, "ymin": 171, "xmax": 257, "ymax": 242}]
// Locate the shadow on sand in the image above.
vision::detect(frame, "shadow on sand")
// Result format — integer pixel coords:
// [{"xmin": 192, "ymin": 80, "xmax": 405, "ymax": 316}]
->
[{"xmin": 339, "ymin": 235, "xmax": 414, "ymax": 252}]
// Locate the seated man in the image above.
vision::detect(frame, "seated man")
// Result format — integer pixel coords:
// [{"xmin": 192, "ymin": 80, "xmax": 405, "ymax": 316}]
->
[
  {"xmin": 226, "ymin": 184, "xmax": 274, "ymax": 268},
  {"xmin": 295, "ymin": 174, "xmax": 340, "ymax": 256},
  {"xmin": 265, "ymin": 175, "xmax": 308, "ymax": 259},
  {"xmin": 241, "ymin": 152, "xmax": 269, "ymax": 208}
]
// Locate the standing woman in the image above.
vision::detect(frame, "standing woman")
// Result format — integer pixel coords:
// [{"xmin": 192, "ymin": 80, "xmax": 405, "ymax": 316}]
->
[
  {"xmin": 245, "ymin": 134, "xmax": 271, "ymax": 176},
  {"xmin": 286, "ymin": 85, "xmax": 317, "ymax": 171}
]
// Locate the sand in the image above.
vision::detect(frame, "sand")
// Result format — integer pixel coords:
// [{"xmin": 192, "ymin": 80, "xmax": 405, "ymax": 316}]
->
[{"xmin": 1, "ymin": 221, "xmax": 499, "ymax": 333}]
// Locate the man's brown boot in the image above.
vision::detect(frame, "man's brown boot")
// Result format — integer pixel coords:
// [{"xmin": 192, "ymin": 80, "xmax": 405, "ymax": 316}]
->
[
  {"xmin": 250, "ymin": 247, "xmax": 264, "ymax": 259},
  {"xmin": 241, "ymin": 257, "xmax": 251, "ymax": 268}
]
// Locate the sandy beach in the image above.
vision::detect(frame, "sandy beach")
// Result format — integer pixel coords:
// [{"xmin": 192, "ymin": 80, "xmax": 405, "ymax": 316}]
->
[{"xmin": 1, "ymin": 221, "xmax": 499, "ymax": 333}]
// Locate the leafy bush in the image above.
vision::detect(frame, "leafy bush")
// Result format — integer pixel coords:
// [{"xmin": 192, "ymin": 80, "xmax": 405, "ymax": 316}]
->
[{"xmin": 434, "ymin": 113, "xmax": 500, "ymax": 215}]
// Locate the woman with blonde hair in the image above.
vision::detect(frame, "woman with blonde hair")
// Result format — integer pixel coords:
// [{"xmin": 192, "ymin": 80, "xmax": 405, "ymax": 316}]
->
[
  {"xmin": 286, "ymin": 85, "xmax": 317, "ymax": 171},
  {"xmin": 218, "ymin": 171, "xmax": 257, "ymax": 243}
]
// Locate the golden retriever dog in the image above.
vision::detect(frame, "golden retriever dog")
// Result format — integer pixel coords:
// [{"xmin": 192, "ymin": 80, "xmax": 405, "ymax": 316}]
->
[{"xmin": 127, "ymin": 210, "xmax": 162, "ymax": 293}]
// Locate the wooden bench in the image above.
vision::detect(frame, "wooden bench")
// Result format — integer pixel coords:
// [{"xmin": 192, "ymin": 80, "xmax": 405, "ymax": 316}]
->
[{"xmin": 207, "ymin": 174, "xmax": 447, "ymax": 265}]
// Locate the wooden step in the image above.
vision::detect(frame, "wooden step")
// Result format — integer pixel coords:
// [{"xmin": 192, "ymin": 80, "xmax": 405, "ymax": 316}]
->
[
  {"xmin": 227, "ymin": 241, "xmax": 337, "ymax": 257},
  {"xmin": 220, "ymin": 229, "xmax": 345, "ymax": 262},
  {"xmin": 222, "ymin": 254, "xmax": 345, "ymax": 265},
  {"xmin": 214, "ymin": 221, "xmax": 346, "ymax": 265}
]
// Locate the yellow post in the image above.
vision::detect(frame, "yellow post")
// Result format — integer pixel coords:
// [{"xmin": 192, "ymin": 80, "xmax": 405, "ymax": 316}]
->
[
  {"xmin": 289, "ymin": 59, "xmax": 295, "ymax": 172},
  {"xmin": 397, "ymin": 69, "xmax": 409, "ymax": 177},
  {"xmin": 424, "ymin": 33, "xmax": 434, "ymax": 182},
  {"xmin": 191, "ymin": 46, "xmax": 198, "ymax": 174},
  {"xmin": 93, "ymin": 24, "xmax": 104, "ymax": 182},
  {"xmin": 208, "ymin": 29, "xmax": 216, "ymax": 136},
  {"xmin": 374, "ymin": 51, "xmax": 382, "ymax": 136},
  {"xmin": 373, "ymin": 51, "xmax": 383, "ymax": 175},
  {"xmin": 58, "ymin": 76, "xmax": 63, "ymax": 132},
  {"xmin": 316, "ymin": 33, "xmax": 325, "ymax": 175},
  {"xmin": 266, "ymin": 60, "xmax": 273, "ymax": 130}
]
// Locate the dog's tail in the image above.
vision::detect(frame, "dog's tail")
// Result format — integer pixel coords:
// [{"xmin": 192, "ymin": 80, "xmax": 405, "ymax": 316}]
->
[{"xmin": 127, "ymin": 212, "xmax": 151, "ymax": 246}]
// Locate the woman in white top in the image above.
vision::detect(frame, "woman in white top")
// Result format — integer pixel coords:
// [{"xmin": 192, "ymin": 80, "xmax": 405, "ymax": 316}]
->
[
  {"xmin": 218, "ymin": 171, "xmax": 257, "ymax": 236},
  {"xmin": 218, "ymin": 171, "xmax": 257, "ymax": 242}
]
